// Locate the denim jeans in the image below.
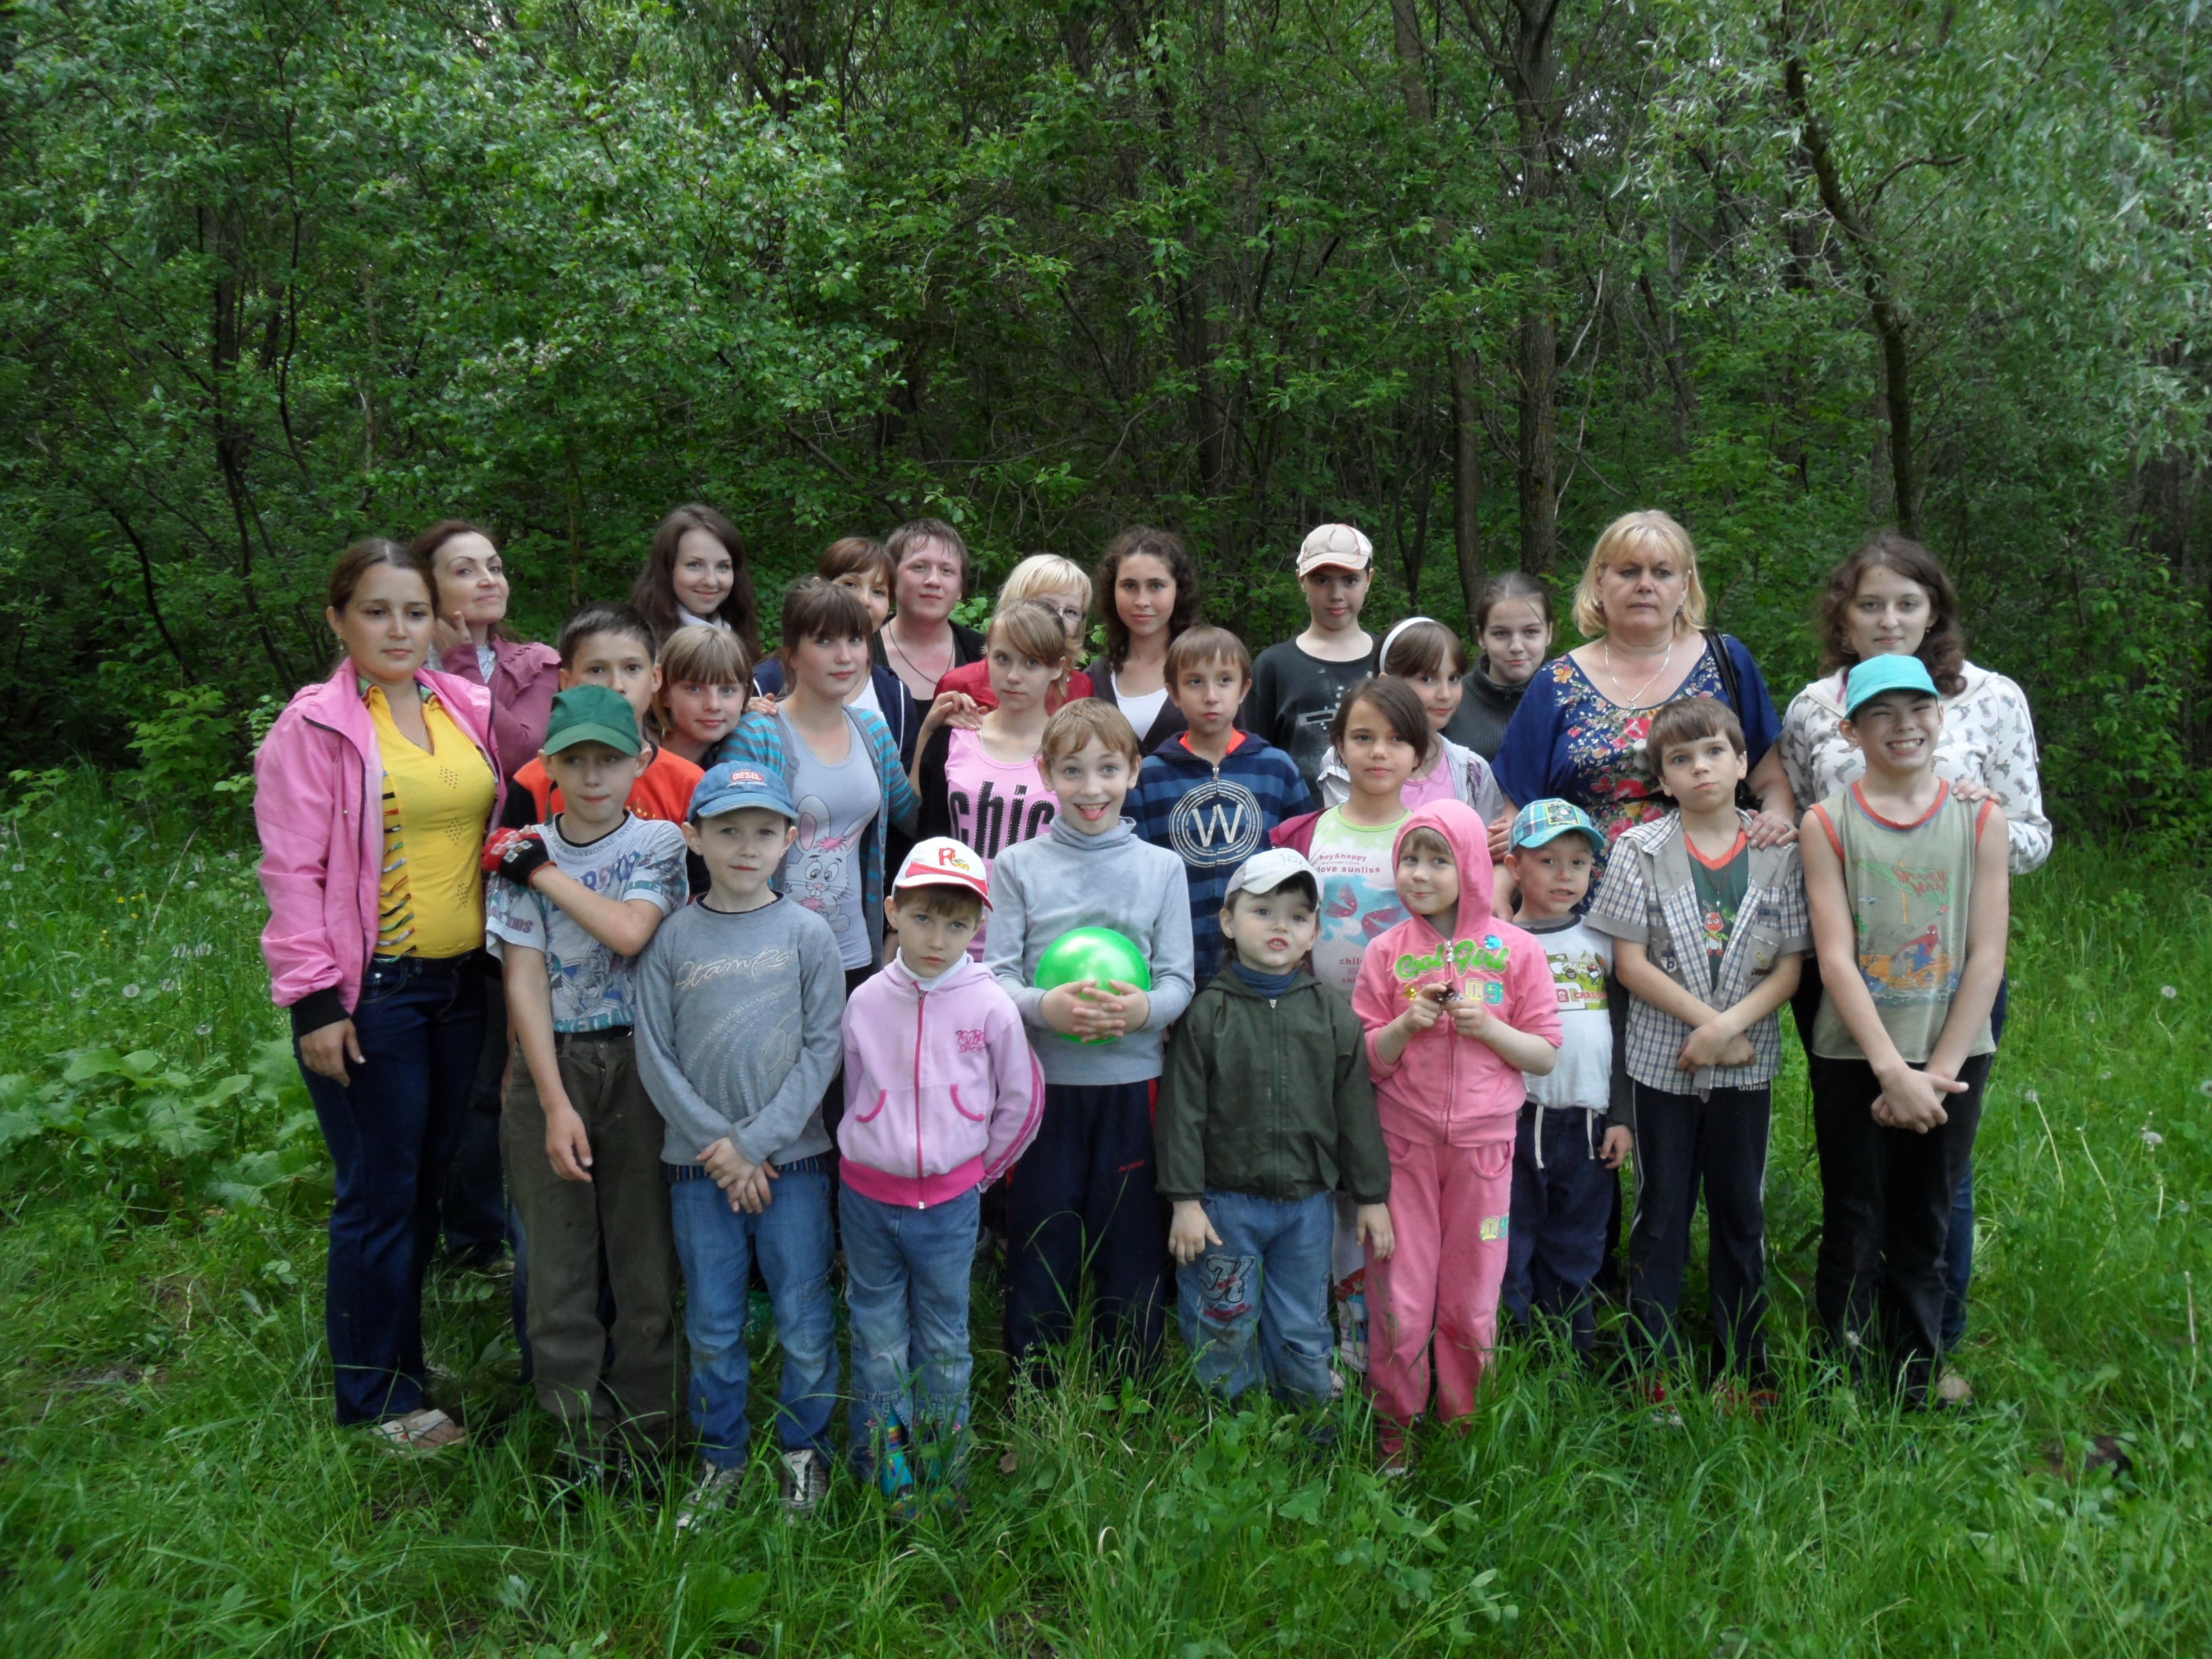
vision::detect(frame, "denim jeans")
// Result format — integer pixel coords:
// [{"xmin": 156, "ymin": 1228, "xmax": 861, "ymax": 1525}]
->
[
  {"xmin": 297, "ymin": 953, "xmax": 485, "ymax": 1424},
  {"xmin": 840, "ymin": 1183, "xmax": 981, "ymax": 1472},
  {"xmin": 439, "ymin": 968, "xmax": 512, "ymax": 1259},
  {"xmin": 667, "ymin": 1158, "xmax": 838, "ymax": 1470},
  {"xmin": 1174, "ymin": 1189, "xmax": 1335, "ymax": 1406},
  {"xmin": 1625, "ymin": 1083, "xmax": 1772, "ymax": 1376}
]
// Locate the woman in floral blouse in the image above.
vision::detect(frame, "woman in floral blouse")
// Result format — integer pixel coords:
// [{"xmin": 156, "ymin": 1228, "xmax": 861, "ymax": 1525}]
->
[
  {"xmin": 1778, "ymin": 529, "xmax": 2049, "ymax": 1372},
  {"xmin": 1493, "ymin": 509, "xmax": 1799, "ymax": 857}
]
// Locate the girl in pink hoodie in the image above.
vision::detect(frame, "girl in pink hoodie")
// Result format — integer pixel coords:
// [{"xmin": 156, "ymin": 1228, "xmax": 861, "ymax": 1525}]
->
[{"xmin": 1352, "ymin": 800, "xmax": 1561, "ymax": 1471}]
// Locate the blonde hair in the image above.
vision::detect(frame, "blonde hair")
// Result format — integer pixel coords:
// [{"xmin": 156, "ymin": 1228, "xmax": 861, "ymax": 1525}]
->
[
  {"xmin": 653, "ymin": 626, "xmax": 752, "ymax": 738},
  {"xmin": 987, "ymin": 599, "xmax": 1074, "ymax": 696},
  {"xmin": 1000, "ymin": 554, "xmax": 1091, "ymax": 609},
  {"xmin": 1572, "ymin": 510, "xmax": 1708, "ymax": 639},
  {"xmin": 1040, "ymin": 699, "xmax": 1141, "ymax": 766}
]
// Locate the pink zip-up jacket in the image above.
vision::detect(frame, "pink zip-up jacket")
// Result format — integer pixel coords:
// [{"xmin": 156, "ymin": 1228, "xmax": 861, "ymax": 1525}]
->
[
  {"xmin": 1351, "ymin": 800, "xmax": 1561, "ymax": 1147},
  {"xmin": 255, "ymin": 663, "xmax": 503, "ymax": 1037},
  {"xmin": 838, "ymin": 956, "xmax": 1046, "ymax": 1209}
]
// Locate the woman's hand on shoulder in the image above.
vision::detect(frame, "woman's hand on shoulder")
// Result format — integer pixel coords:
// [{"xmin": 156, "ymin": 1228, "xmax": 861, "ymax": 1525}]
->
[
  {"xmin": 1744, "ymin": 808, "xmax": 1799, "ymax": 848},
  {"xmin": 920, "ymin": 689, "xmax": 983, "ymax": 738}
]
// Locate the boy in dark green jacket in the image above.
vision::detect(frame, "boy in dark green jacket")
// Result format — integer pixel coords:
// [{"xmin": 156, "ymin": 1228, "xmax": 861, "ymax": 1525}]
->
[{"xmin": 1158, "ymin": 848, "xmax": 1394, "ymax": 1404}]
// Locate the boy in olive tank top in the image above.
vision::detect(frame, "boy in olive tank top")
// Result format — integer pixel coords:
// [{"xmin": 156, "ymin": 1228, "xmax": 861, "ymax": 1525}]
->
[{"xmin": 1801, "ymin": 655, "xmax": 2009, "ymax": 1408}]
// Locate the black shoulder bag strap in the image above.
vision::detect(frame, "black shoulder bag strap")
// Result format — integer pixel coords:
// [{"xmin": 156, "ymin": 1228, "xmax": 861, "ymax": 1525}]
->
[{"xmin": 1701, "ymin": 628, "xmax": 1761, "ymax": 811}]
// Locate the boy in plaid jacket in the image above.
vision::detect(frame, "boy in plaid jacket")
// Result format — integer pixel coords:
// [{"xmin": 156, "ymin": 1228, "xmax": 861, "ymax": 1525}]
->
[{"xmin": 1586, "ymin": 697, "xmax": 1808, "ymax": 1389}]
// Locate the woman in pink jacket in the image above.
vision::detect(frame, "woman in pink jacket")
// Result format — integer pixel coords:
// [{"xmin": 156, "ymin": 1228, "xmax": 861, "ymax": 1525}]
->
[
  {"xmin": 255, "ymin": 539, "xmax": 503, "ymax": 1453},
  {"xmin": 1352, "ymin": 800, "xmax": 1561, "ymax": 1473}
]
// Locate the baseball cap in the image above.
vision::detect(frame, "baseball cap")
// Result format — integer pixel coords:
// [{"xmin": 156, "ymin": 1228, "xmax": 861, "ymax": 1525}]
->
[
  {"xmin": 1224, "ymin": 846, "xmax": 1319, "ymax": 904},
  {"xmin": 689, "ymin": 761, "xmax": 797, "ymax": 823},
  {"xmin": 1295, "ymin": 523, "xmax": 1372, "ymax": 577},
  {"xmin": 541, "ymin": 684, "xmax": 641, "ymax": 756},
  {"xmin": 1843, "ymin": 653, "xmax": 1940, "ymax": 717},
  {"xmin": 893, "ymin": 837, "xmax": 992, "ymax": 908},
  {"xmin": 1510, "ymin": 798, "xmax": 1605, "ymax": 853}
]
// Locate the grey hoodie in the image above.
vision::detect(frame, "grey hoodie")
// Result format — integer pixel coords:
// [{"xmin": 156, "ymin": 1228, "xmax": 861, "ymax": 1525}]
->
[
  {"xmin": 634, "ymin": 895, "xmax": 845, "ymax": 1167},
  {"xmin": 981, "ymin": 815, "xmax": 1196, "ymax": 1086}
]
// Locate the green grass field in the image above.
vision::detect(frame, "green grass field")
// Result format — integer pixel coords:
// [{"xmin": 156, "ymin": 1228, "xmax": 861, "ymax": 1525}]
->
[{"xmin": 1, "ymin": 775, "xmax": 2207, "ymax": 1656}]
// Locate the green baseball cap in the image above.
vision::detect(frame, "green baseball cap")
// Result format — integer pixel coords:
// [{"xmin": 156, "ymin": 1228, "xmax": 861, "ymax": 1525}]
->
[{"xmin": 542, "ymin": 684, "xmax": 641, "ymax": 756}]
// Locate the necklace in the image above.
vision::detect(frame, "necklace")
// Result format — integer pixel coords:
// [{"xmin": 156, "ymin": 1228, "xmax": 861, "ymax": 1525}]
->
[
  {"xmin": 1603, "ymin": 635, "xmax": 1678, "ymax": 708},
  {"xmin": 884, "ymin": 620, "xmax": 953, "ymax": 689}
]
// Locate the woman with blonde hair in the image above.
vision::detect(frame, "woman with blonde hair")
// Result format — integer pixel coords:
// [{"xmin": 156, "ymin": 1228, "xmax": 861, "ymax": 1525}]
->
[
  {"xmin": 930, "ymin": 553, "xmax": 1097, "ymax": 717},
  {"xmin": 1493, "ymin": 510, "xmax": 1797, "ymax": 855}
]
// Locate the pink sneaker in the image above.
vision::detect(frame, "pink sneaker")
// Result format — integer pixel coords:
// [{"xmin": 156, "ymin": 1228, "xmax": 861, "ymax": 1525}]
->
[{"xmin": 1375, "ymin": 1420, "xmax": 1415, "ymax": 1478}]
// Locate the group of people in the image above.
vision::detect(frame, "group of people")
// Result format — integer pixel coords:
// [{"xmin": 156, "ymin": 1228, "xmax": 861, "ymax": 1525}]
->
[{"xmin": 253, "ymin": 501, "xmax": 2049, "ymax": 1521}]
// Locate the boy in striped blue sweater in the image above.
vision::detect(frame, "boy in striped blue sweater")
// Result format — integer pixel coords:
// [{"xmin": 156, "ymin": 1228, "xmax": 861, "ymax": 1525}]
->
[{"xmin": 1128, "ymin": 627, "xmax": 1318, "ymax": 987}]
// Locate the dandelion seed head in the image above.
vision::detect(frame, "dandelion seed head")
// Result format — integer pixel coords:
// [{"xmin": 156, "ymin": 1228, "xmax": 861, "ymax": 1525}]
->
[
  {"xmin": 2163, "ymin": 985, "xmax": 2179, "ymax": 999},
  {"xmin": 2142, "ymin": 1129, "xmax": 2165, "ymax": 1147},
  {"xmin": 121, "ymin": 983, "xmax": 140, "ymax": 998},
  {"xmin": 194, "ymin": 1023, "xmax": 212, "ymax": 1036}
]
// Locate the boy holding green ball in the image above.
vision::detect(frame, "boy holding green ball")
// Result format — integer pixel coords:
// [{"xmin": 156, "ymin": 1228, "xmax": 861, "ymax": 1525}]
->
[{"xmin": 984, "ymin": 701, "xmax": 1196, "ymax": 1381}]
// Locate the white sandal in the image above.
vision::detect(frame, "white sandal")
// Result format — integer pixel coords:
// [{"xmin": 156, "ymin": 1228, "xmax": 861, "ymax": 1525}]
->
[{"xmin": 367, "ymin": 1406, "xmax": 467, "ymax": 1455}]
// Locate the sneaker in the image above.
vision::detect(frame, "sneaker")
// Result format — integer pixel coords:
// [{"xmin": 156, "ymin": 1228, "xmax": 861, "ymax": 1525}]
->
[
  {"xmin": 1375, "ymin": 1420, "xmax": 1414, "ymax": 1479},
  {"xmin": 778, "ymin": 1448, "xmax": 830, "ymax": 1518},
  {"xmin": 1636, "ymin": 1380, "xmax": 1685, "ymax": 1429},
  {"xmin": 1711, "ymin": 1380, "xmax": 1778, "ymax": 1423},
  {"xmin": 675, "ymin": 1459, "xmax": 743, "ymax": 1533}
]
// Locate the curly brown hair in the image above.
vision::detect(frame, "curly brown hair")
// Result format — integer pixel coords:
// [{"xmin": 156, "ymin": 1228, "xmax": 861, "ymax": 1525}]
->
[
  {"xmin": 1814, "ymin": 531, "xmax": 1966, "ymax": 697},
  {"xmin": 1094, "ymin": 526, "xmax": 1203, "ymax": 671}
]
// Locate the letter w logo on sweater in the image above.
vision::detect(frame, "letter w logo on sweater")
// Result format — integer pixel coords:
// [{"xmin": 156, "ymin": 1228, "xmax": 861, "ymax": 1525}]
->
[{"xmin": 1168, "ymin": 778, "xmax": 1263, "ymax": 865}]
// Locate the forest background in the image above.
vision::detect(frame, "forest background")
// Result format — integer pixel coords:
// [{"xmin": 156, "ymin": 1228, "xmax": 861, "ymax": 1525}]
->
[{"xmin": 1, "ymin": 0, "xmax": 2208, "ymax": 832}]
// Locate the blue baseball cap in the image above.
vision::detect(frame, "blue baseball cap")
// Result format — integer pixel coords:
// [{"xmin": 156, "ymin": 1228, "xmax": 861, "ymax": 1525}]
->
[
  {"xmin": 1509, "ymin": 798, "xmax": 1605, "ymax": 853},
  {"xmin": 1843, "ymin": 653, "xmax": 1940, "ymax": 717},
  {"xmin": 689, "ymin": 762, "xmax": 797, "ymax": 824}
]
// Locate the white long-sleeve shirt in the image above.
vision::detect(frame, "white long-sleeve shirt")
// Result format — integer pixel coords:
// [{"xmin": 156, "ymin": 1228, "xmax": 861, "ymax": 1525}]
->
[{"xmin": 1778, "ymin": 660, "xmax": 2051, "ymax": 874}]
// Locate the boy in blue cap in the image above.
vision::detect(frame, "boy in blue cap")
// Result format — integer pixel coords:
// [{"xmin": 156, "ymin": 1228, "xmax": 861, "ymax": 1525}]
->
[
  {"xmin": 635, "ymin": 761, "xmax": 847, "ymax": 1527},
  {"xmin": 1500, "ymin": 800, "xmax": 1631, "ymax": 1361},
  {"xmin": 1801, "ymin": 653, "xmax": 2008, "ymax": 1407}
]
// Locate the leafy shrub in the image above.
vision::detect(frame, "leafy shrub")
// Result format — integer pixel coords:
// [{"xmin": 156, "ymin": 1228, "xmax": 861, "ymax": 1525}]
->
[{"xmin": 0, "ymin": 1037, "xmax": 327, "ymax": 1215}]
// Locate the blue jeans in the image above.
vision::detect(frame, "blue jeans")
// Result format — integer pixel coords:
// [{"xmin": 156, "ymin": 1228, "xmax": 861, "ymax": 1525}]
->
[
  {"xmin": 1174, "ymin": 1189, "xmax": 1335, "ymax": 1406},
  {"xmin": 1504, "ymin": 1105, "xmax": 1616, "ymax": 1355},
  {"xmin": 841, "ymin": 1183, "xmax": 980, "ymax": 1471},
  {"xmin": 297, "ymin": 954, "xmax": 485, "ymax": 1424},
  {"xmin": 667, "ymin": 1159, "xmax": 838, "ymax": 1470}
]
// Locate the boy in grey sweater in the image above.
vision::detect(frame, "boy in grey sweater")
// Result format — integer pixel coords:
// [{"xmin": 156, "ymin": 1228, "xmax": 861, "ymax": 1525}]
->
[
  {"xmin": 982, "ymin": 702, "xmax": 1196, "ymax": 1380},
  {"xmin": 635, "ymin": 762, "xmax": 845, "ymax": 1529}
]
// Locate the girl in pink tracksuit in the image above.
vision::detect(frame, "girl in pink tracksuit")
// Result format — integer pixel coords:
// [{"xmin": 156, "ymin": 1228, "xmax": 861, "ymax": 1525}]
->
[
  {"xmin": 838, "ymin": 840, "xmax": 1046, "ymax": 1513},
  {"xmin": 1353, "ymin": 800, "xmax": 1561, "ymax": 1465}
]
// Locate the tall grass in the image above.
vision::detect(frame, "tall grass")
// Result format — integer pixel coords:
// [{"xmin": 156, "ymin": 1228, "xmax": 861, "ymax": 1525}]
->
[{"xmin": 1, "ymin": 771, "xmax": 2207, "ymax": 1656}]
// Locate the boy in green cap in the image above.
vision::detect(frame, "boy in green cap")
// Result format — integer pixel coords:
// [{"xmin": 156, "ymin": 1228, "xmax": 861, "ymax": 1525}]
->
[{"xmin": 483, "ymin": 684, "xmax": 692, "ymax": 1476}]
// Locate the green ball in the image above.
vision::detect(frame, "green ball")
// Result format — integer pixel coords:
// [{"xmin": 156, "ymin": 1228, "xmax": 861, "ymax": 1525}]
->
[{"xmin": 1034, "ymin": 927, "xmax": 1153, "ymax": 1044}]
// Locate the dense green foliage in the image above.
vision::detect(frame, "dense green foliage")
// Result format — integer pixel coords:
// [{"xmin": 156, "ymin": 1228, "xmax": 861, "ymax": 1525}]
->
[
  {"xmin": 2, "ymin": 777, "xmax": 2209, "ymax": 1654},
  {"xmin": 3, "ymin": 0, "xmax": 2209, "ymax": 815}
]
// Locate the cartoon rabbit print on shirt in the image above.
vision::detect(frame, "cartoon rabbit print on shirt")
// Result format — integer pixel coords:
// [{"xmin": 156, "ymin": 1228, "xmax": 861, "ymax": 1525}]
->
[{"xmin": 790, "ymin": 793, "xmax": 858, "ymax": 937}]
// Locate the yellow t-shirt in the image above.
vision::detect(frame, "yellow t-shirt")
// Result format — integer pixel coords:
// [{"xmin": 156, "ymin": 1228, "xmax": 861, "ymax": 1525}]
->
[{"xmin": 367, "ymin": 687, "xmax": 497, "ymax": 959}]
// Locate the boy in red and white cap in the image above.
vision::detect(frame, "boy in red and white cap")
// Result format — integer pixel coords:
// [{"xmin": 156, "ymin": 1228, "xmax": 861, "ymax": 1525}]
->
[
  {"xmin": 1242, "ymin": 523, "xmax": 1380, "ymax": 798},
  {"xmin": 838, "ymin": 836, "xmax": 1045, "ymax": 1519}
]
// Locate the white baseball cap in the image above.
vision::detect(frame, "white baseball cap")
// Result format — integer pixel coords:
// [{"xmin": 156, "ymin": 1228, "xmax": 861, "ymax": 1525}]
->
[
  {"xmin": 1296, "ymin": 523, "xmax": 1373, "ymax": 577},
  {"xmin": 1223, "ymin": 846, "xmax": 1319, "ymax": 904},
  {"xmin": 893, "ymin": 837, "xmax": 992, "ymax": 907}
]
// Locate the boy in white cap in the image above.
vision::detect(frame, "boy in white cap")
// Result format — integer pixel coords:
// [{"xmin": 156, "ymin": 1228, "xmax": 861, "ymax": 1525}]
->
[
  {"xmin": 1242, "ymin": 524, "xmax": 1379, "ymax": 796},
  {"xmin": 1155, "ymin": 847, "xmax": 1393, "ymax": 1408},
  {"xmin": 838, "ymin": 837, "xmax": 1045, "ymax": 1519}
]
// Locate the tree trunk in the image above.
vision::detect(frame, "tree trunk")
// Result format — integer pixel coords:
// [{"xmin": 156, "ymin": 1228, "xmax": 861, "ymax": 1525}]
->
[
  {"xmin": 1387, "ymin": 0, "xmax": 1485, "ymax": 614},
  {"xmin": 1452, "ymin": 346, "xmax": 1486, "ymax": 616},
  {"xmin": 1509, "ymin": 0, "xmax": 1561, "ymax": 571},
  {"xmin": 1784, "ymin": 51, "xmax": 1919, "ymax": 535}
]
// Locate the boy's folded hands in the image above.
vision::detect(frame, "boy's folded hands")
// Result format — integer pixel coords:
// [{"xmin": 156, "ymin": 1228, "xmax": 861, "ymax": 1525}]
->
[
  {"xmin": 1041, "ymin": 978, "xmax": 1151, "ymax": 1040},
  {"xmin": 1677, "ymin": 1019, "xmax": 1757, "ymax": 1071},
  {"xmin": 700, "ymin": 1136, "xmax": 779, "ymax": 1212}
]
